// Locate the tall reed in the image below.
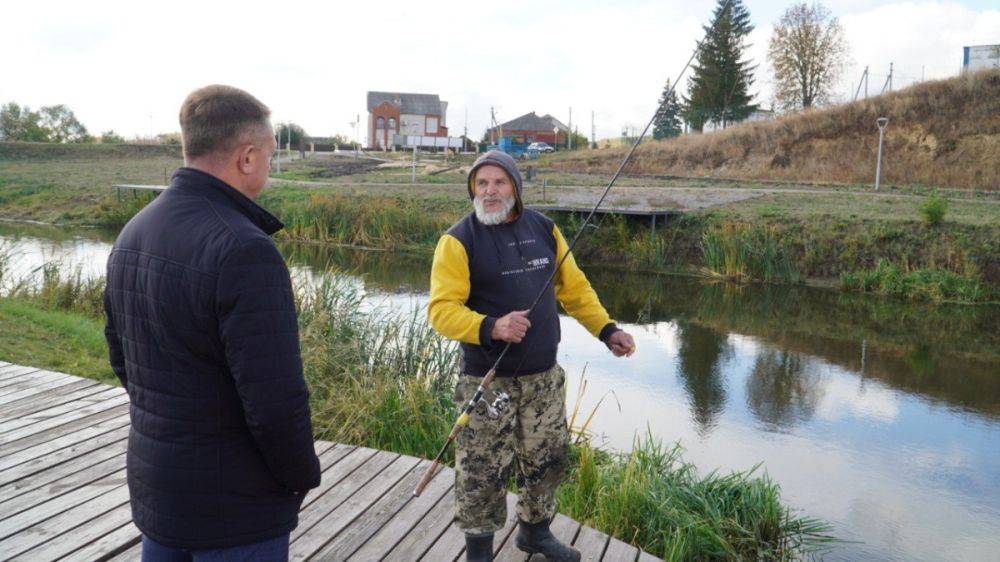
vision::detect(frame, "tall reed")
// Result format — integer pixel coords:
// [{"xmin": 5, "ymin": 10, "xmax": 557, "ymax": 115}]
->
[
  {"xmin": 701, "ymin": 222, "xmax": 799, "ymax": 283},
  {"xmin": 558, "ymin": 433, "xmax": 836, "ymax": 561}
]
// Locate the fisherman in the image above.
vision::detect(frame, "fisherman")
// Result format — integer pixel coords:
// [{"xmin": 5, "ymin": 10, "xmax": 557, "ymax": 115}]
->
[{"xmin": 428, "ymin": 150, "xmax": 635, "ymax": 562}]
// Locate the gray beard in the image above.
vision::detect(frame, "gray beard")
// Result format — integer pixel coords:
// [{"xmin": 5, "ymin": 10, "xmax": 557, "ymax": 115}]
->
[{"xmin": 473, "ymin": 195, "xmax": 516, "ymax": 225}]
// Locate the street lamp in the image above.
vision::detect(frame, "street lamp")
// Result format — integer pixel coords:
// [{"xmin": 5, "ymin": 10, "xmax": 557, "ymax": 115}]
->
[{"xmin": 553, "ymin": 126, "xmax": 560, "ymax": 151}]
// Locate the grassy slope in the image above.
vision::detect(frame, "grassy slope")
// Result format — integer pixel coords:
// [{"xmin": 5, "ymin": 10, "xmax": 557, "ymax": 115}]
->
[
  {"xmin": 547, "ymin": 70, "xmax": 1000, "ymax": 190},
  {"xmin": 1, "ymin": 138, "xmax": 997, "ymax": 295},
  {"xmin": 0, "ymin": 298, "xmax": 116, "ymax": 384}
]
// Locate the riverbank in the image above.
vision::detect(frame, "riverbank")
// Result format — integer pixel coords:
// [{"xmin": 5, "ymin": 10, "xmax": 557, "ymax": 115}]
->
[
  {"xmin": 1, "ymin": 141, "xmax": 997, "ymax": 302},
  {"xmin": 0, "ymin": 257, "xmax": 836, "ymax": 560}
]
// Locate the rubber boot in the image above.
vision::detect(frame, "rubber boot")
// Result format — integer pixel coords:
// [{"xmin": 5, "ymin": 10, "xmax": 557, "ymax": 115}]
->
[
  {"xmin": 465, "ymin": 532, "xmax": 494, "ymax": 562},
  {"xmin": 515, "ymin": 518, "xmax": 581, "ymax": 562}
]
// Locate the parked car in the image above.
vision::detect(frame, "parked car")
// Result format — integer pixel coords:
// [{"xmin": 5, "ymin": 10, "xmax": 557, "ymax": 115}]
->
[{"xmin": 528, "ymin": 142, "xmax": 555, "ymax": 153}]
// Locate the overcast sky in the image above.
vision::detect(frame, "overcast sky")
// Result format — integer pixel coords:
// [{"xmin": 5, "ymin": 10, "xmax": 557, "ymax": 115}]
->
[{"xmin": 2, "ymin": 0, "xmax": 996, "ymax": 141}]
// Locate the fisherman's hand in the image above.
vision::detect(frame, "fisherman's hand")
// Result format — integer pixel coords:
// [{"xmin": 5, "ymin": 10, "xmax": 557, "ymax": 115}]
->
[
  {"xmin": 491, "ymin": 310, "xmax": 532, "ymax": 343},
  {"xmin": 608, "ymin": 330, "xmax": 636, "ymax": 357}
]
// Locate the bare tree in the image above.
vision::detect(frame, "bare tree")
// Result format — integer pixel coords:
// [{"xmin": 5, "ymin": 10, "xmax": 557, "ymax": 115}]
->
[{"xmin": 767, "ymin": 2, "xmax": 848, "ymax": 110}]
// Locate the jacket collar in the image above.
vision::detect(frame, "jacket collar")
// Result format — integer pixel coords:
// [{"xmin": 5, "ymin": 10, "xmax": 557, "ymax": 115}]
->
[{"xmin": 170, "ymin": 167, "xmax": 284, "ymax": 235}]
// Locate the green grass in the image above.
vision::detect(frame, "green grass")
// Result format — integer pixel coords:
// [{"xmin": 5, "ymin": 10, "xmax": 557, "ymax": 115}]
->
[
  {"xmin": 839, "ymin": 259, "xmax": 993, "ymax": 303},
  {"xmin": 559, "ymin": 435, "xmax": 835, "ymax": 561},
  {"xmin": 0, "ymin": 299, "xmax": 116, "ymax": 384}
]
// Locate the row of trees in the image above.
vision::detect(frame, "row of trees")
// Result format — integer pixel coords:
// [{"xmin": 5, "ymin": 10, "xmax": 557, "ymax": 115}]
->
[
  {"xmin": 652, "ymin": 0, "xmax": 848, "ymax": 138},
  {"xmin": 0, "ymin": 102, "xmax": 129, "ymax": 144}
]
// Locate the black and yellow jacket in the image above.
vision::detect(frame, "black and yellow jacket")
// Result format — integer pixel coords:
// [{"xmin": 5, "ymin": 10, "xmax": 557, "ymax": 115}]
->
[{"xmin": 429, "ymin": 206, "xmax": 619, "ymax": 377}]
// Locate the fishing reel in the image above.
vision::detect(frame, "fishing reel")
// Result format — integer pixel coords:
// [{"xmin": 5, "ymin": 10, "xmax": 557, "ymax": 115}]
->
[{"xmin": 483, "ymin": 391, "xmax": 510, "ymax": 420}]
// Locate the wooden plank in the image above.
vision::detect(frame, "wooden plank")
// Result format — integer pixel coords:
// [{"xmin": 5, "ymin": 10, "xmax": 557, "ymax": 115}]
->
[
  {"xmin": 573, "ymin": 525, "xmax": 610, "ymax": 562},
  {"xmin": 0, "ymin": 425, "xmax": 128, "ymax": 491},
  {"xmin": 0, "ymin": 400, "xmax": 128, "ymax": 458},
  {"xmin": 382, "ymin": 481, "xmax": 458, "ymax": 562},
  {"xmin": 0, "ymin": 375, "xmax": 94, "ymax": 410},
  {"xmin": 0, "ymin": 386, "xmax": 127, "ymax": 442},
  {"xmin": 296, "ymin": 446, "xmax": 375, "ymax": 514},
  {"xmin": 0, "ymin": 413, "xmax": 129, "ymax": 472},
  {"xmin": 0, "ymin": 470, "xmax": 126, "ymax": 542},
  {"xmin": 0, "ymin": 388, "xmax": 124, "ymax": 435},
  {"xmin": 8, "ymin": 498, "xmax": 133, "ymax": 561},
  {"xmin": 602, "ymin": 537, "xmax": 640, "ymax": 562},
  {"xmin": 0, "ymin": 365, "xmax": 39, "ymax": 381},
  {"xmin": 419, "ymin": 521, "xmax": 465, "ymax": 562},
  {"xmin": 0, "ymin": 379, "xmax": 105, "ymax": 419},
  {"xmin": 0, "ymin": 368, "xmax": 43, "ymax": 389},
  {"xmin": 105, "ymin": 540, "xmax": 143, "ymax": 562},
  {"xmin": 0, "ymin": 452, "xmax": 126, "ymax": 522},
  {"xmin": 348, "ymin": 465, "xmax": 454, "ymax": 561},
  {"xmin": 289, "ymin": 450, "xmax": 399, "ymax": 546},
  {"xmin": 0, "ymin": 365, "xmax": 41, "ymax": 383},
  {"xmin": 636, "ymin": 551, "xmax": 660, "ymax": 562},
  {"xmin": 494, "ymin": 536, "xmax": 530, "ymax": 562},
  {"xmin": 0, "ymin": 439, "xmax": 126, "ymax": 504},
  {"xmin": 49, "ymin": 521, "xmax": 141, "ymax": 562},
  {"xmin": 0, "ymin": 371, "xmax": 69, "ymax": 398},
  {"xmin": 302, "ymin": 456, "xmax": 425, "ymax": 560},
  {"xmin": 292, "ymin": 454, "xmax": 419, "ymax": 560}
]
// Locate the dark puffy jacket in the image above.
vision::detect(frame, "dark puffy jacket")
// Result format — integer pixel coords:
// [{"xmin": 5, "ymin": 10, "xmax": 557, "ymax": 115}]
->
[{"xmin": 103, "ymin": 167, "xmax": 321, "ymax": 549}]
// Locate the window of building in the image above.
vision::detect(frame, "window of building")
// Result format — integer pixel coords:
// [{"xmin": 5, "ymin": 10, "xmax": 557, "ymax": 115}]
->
[
  {"xmin": 376, "ymin": 116, "xmax": 385, "ymax": 129},
  {"xmin": 426, "ymin": 117, "xmax": 438, "ymax": 134},
  {"xmin": 388, "ymin": 117, "xmax": 396, "ymax": 130}
]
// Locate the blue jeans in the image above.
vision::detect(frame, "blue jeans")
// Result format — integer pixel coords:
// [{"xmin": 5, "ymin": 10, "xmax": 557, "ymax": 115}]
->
[{"xmin": 141, "ymin": 533, "xmax": 290, "ymax": 562}]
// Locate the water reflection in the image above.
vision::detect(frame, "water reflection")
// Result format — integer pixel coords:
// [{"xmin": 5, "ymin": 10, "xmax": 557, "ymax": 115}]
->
[
  {"xmin": 745, "ymin": 350, "xmax": 823, "ymax": 430},
  {"xmin": 675, "ymin": 321, "xmax": 730, "ymax": 435}
]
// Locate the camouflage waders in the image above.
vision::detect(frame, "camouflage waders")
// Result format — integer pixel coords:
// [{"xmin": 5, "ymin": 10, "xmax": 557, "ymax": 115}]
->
[{"xmin": 453, "ymin": 364, "xmax": 570, "ymax": 535}]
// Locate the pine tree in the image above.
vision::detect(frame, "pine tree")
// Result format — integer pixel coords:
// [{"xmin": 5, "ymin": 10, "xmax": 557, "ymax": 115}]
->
[
  {"xmin": 682, "ymin": 0, "xmax": 757, "ymax": 131},
  {"xmin": 653, "ymin": 79, "xmax": 683, "ymax": 139}
]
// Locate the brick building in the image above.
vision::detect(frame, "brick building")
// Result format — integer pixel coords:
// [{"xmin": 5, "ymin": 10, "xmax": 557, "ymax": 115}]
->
[
  {"xmin": 367, "ymin": 91, "xmax": 448, "ymax": 149},
  {"xmin": 487, "ymin": 112, "xmax": 569, "ymax": 146}
]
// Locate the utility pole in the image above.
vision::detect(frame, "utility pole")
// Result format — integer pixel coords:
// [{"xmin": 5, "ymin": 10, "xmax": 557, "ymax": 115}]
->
[
  {"xmin": 590, "ymin": 110, "xmax": 597, "ymax": 148},
  {"xmin": 568, "ymin": 107, "xmax": 572, "ymax": 150},
  {"xmin": 854, "ymin": 66, "xmax": 869, "ymax": 101},
  {"xmin": 882, "ymin": 63, "xmax": 893, "ymax": 94},
  {"xmin": 274, "ymin": 126, "xmax": 281, "ymax": 174}
]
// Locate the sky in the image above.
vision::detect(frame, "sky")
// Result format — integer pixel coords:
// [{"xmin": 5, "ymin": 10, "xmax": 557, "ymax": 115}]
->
[{"xmin": 2, "ymin": 0, "xmax": 997, "ymax": 142}]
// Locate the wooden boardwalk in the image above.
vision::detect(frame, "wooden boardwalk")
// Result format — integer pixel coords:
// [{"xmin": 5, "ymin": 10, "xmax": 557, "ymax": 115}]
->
[{"xmin": 0, "ymin": 363, "xmax": 661, "ymax": 562}]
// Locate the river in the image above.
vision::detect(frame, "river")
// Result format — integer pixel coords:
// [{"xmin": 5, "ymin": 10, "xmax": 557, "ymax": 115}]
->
[{"xmin": 1, "ymin": 221, "xmax": 997, "ymax": 561}]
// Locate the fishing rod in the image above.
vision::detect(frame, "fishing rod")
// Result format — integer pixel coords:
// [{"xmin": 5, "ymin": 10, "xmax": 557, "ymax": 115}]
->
[{"xmin": 413, "ymin": 0, "xmax": 735, "ymax": 497}]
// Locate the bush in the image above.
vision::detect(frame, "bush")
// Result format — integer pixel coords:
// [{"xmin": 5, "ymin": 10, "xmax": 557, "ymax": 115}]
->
[
  {"xmin": 918, "ymin": 191, "xmax": 949, "ymax": 226},
  {"xmin": 839, "ymin": 259, "xmax": 990, "ymax": 303}
]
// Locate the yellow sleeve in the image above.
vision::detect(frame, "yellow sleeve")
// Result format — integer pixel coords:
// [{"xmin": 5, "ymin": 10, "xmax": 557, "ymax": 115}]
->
[
  {"xmin": 552, "ymin": 225, "xmax": 613, "ymax": 337},
  {"xmin": 428, "ymin": 234, "xmax": 487, "ymax": 345}
]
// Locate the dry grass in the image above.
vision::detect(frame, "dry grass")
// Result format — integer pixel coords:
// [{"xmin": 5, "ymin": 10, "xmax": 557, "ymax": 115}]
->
[{"xmin": 550, "ymin": 70, "xmax": 1000, "ymax": 190}]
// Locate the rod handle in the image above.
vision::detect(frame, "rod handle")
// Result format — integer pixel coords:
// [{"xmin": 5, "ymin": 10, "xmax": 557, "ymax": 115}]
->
[{"xmin": 413, "ymin": 460, "xmax": 440, "ymax": 497}]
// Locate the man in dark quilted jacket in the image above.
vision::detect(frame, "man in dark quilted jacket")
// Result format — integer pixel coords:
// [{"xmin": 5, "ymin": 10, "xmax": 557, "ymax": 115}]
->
[{"xmin": 103, "ymin": 85, "xmax": 321, "ymax": 561}]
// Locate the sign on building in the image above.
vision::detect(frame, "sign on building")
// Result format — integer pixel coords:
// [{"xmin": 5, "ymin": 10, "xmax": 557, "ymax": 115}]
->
[{"xmin": 963, "ymin": 44, "xmax": 1000, "ymax": 72}]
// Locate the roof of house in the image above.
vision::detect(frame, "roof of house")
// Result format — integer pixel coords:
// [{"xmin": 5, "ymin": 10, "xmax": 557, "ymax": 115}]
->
[
  {"xmin": 496, "ymin": 112, "xmax": 569, "ymax": 132},
  {"xmin": 367, "ymin": 91, "xmax": 442, "ymax": 115}
]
